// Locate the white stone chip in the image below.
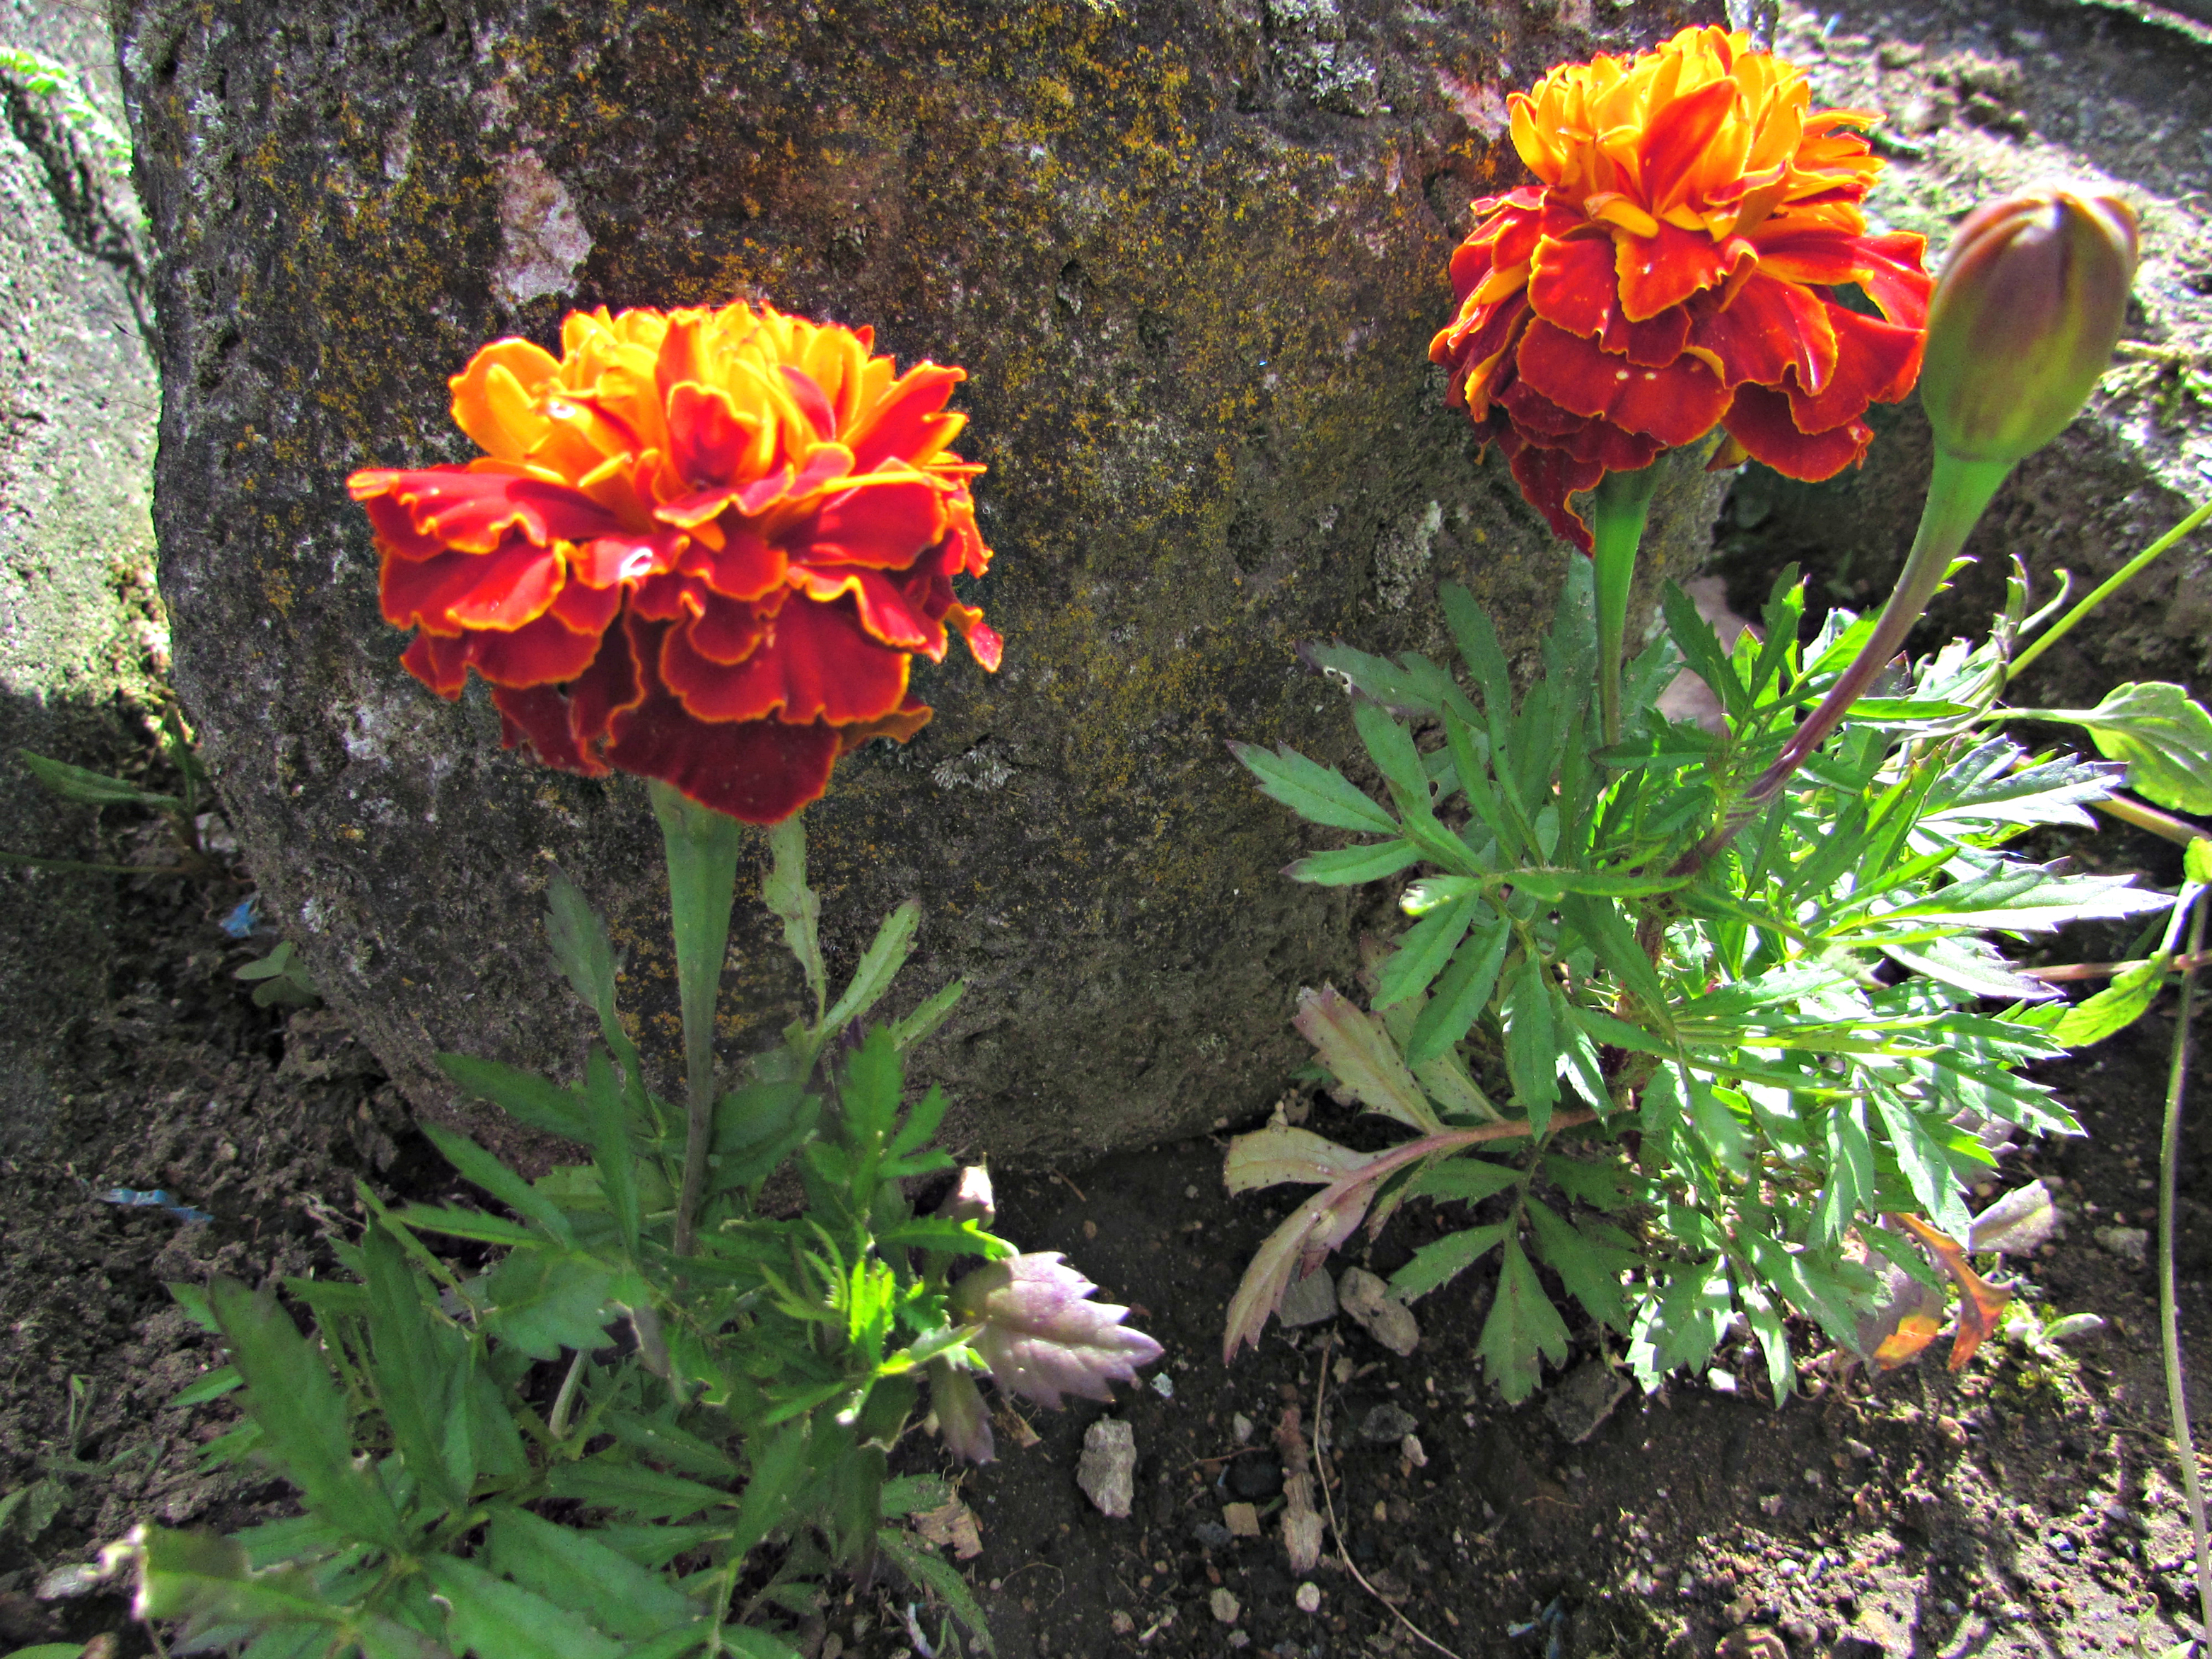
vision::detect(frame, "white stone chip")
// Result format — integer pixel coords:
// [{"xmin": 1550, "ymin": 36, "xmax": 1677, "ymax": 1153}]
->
[{"xmin": 1078, "ymin": 1417, "xmax": 1137, "ymax": 1517}]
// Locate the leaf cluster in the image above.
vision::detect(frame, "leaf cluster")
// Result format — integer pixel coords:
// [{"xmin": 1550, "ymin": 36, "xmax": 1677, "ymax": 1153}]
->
[
  {"xmin": 1229, "ymin": 564, "xmax": 2182, "ymax": 1403},
  {"xmin": 140, "ymin": 862, "xmax": 1002, "ymax": 1659}
]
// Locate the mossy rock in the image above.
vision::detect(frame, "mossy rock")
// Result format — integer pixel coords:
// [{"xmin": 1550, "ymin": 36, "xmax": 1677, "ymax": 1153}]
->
[{"xmin": 116, "ymin": 0, "xmax": 1729, "ymax": 1165}]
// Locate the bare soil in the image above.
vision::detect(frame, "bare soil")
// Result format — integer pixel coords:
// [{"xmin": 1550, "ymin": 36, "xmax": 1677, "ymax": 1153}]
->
[{"xmin": 4, "ymin": 765, "xmax": 2212, "ymax": 1659}]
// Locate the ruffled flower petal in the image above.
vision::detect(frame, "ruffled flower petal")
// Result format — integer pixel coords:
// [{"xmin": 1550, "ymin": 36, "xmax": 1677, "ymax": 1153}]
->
[
  {"xmin": 351, "ymin": 298, "xmax": 1000, "ymax": 824},
  {"xmin": 1430, "ymin": 25, "xmax": 1928, "ymax": 540}
]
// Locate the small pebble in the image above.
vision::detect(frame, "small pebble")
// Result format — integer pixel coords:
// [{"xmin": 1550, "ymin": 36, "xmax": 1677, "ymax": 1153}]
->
[
  {"xmin": 1296, "ymin": 1583, "xmax": 1323, "ymax": 1614},
  {"xmin": 1224, "ymin": 1502, "xmax": 1263, "ymax": 1538},
  {"xmin": 1151, "ymin": 1373, "xmax": 1175, "ymax": 1399},
  {"xmin": 2095, "ymin": 1226, "xmax": 2149, "ymax": 1265},
  {"xmin": 1192, "ymin": 1520, "xmax": 1234, "ymax": 1549},
  {"xmin": 1361, "ymin": 1402, "xmax": 1419, "ymax": 1443},
  {"xmin": 1401, "ymin": 1433, "xmax": 1428, "ymax": 1469},
  {"xmin": 1708, "ymin": 1368, "xmax": 1739, "ymax": 1395},
  {"xmin": 1211, "ymin": 1588, "xmax": 1241, "ymax": 1626},
  {"xmin": 1339, "ymin": 1268, "xmax": 1420, "ymax": 1355},
  {"xmin": 1232, "ymin": 1412, "xmax": 1255, "ymax": 1443},
  {"xmin": 1278, "ymin": 1268, "xmax": 1340, "ymax": 1328},
  {"xmin": 1110, "ymin": 1612, "xmax": 1134, "ymax": 1636},
  {"xmin": 1078, "ymin": 1418, "xmax": 1136, "ymax": 1518}
]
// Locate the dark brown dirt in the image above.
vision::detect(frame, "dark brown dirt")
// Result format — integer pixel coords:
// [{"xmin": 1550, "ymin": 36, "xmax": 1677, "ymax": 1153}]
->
[{"xmin": 4, "ymin": 764, "xmax": 2212, "ymax": 1659}]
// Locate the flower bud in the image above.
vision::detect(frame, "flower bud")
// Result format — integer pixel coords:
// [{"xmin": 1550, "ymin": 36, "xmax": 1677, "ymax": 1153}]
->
[{"xmin": 1919, "ymin": 184, "xmax": 2138, "ymax": 465}]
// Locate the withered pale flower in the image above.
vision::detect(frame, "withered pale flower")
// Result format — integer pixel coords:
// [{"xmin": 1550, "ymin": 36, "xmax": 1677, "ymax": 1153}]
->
[
  {"xmin": 1918, "ymin": 184, "xmax": 2138, "ymax": 466},
  {"xmin": 948, "ymin": 1253, "xmax": 1163, "ymax": 1411},
  {"xmin": 1431, "ymin": 25, "xmax": 1931, "ymax": 549}
]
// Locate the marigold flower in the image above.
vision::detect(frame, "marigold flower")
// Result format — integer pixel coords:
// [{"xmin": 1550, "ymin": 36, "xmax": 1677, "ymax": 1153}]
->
[
  {"xmin": 1430, "ymin": 25, "xmax": 1933, "ymax": 549},
  {"xmin": 348, "ymin": 302, "xmax": 1001, "ymax": 823}
]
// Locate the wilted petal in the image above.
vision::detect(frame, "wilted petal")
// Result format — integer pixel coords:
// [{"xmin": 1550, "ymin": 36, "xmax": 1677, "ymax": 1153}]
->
[
  {"xmin": 935, "ymin": 1165, "xmax": 996, "ymax": 1227},
  {"xmin": 929, "ymin": 1360, "xmax": 995, "ymax": 1465},
  {"xmin": 950, "ymin": 1255, "xmax": 1163, "ymax": 1411}
]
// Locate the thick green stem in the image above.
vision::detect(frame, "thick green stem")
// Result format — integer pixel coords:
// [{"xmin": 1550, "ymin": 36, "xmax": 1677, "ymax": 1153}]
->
[
  {"xmin": 2009, "ymin": 496, "xmax": 2212, "ymax": 682},
  {"xmin": 1734, "ymin": 450, "xmax": 2011, "ymax": 818},
  {"xmin": 651, "ymin": 780, "xmax": 747, "ymax": 1259},
  {"xmin": 2160, "ymin": 892, "xmax": 2212, "ymax": 1640},
  {"xmin": 1590, "ymin": 465, "xmax": 1661, "ymax": 747}
]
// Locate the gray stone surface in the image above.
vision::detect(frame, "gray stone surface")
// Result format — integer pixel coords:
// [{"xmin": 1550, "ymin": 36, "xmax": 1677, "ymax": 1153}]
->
[
  {"xmin": 112, "ymin": 0, "xmax": 1730, "ymax": 1166},
  {"xmin": 0, "ymin": 2, "xmax": 164, "ymax": 1151}
]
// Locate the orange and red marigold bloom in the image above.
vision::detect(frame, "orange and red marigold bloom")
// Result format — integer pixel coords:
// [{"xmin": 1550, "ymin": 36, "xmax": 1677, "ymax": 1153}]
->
[
  {"xmin": 347, "ymin": 301, "xmax": 1000, "ymax": 824},
  {"xmin": 1431, "ymin": 25, "xmax": 1933, "ymax": 549}
]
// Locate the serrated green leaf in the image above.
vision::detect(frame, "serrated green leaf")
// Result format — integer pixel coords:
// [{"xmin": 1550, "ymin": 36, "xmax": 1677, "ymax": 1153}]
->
[
  {"xmin": 361, "ymin": 1227, "xmax": 466, "ymax": 1508},
  {"xmin": 2013, "ymin": 682, "xmax": 2212, "ymax": 813},
  {"xmin": 1391, "ymin": 1223, "xmax": 1508, "ymax": 1300},
  {"xmin": 732, "ymin": 1421, "xmax": 813, "ymax": 1559},
  {"xmin": 1409, "ymin": 1158, "xmax": 1523, "ymax": 1205},
  {"xmin": 1540, "ymin": 1155, "xmax": 1638, "ymax": 1211},
  {"xmin": 209, "ymin": 1281, "xmax": 407, "ymax": 1554},
  {"xmin": 424, "ymin": 1125, "xmax": 576, "ymax": 1245},
  {"xmin": 1376, "ymin": 893, "xmax": 1481, "ymax": 1009},
  {"xmin": 1660, "ymin": 583, "xmax": 1745, "ymax": 721},
  {"xmin": 484, "ymin": 1507, "xmax": 698, "ymax": 1641},
  {"xmin": 1477, "ymin": 1235, "xmax": 1569, "ymax": 1404},
  {"xmin": 1284, "ymin": 839, "xmax": 1423, "ymax": 885},
  {"xmin": 1525, "ymin": 1197, "xmax": 1635, "ymax": 1332},
  {"xmin": 2051, "ymin": 956, "xmax": 2169, "ymax": 1047},
  {"xmin": 434, "ymin": 1054, "xmax": 589, "ymax": 1141},
  {"xmin": 385, "ymin": 1205, "xmax": 540, "ymax": 1247},
  {"xmin": 170, "ymin": 1365, "xmax": 242, "ymax": 1407},
  {"xmin": 1503, "ymin": 957, "xmax": 1559, "ymax": 1132},
  {"xmin": 880, "ymin": 1475, "xmax": 956, "ymax": 1519},
  {"xmin": 892, "ymin": 978, "xmax": 967, "ymax": 1053},
  {"xmin": 1557, "ymin": 895, "xmax": 1672, "ymax": 1028},
  {"xmin": 547, "ymin": 1462, "xmax": 735, "ymax": 1523},
  {"xmin": 583, "ymin": 1049, "xmax": 641, "ymax": 1261},
  {"xmin": 1406, "ymin": 908, "xmax": 1511, "ymax": 1066},
  {"xmin": 1353, "ymin": 697, "xmax": 1431, "ymax": 814},
  {"xmin": 1872, "ymin": 1092, "xmax": 1968, "ymax": 1235},
  {"xmin": 823, "ymin": 901, "xmax": 919, "ymax": 1040},
  {"xmin": 875, "ymin": 1529, "xmax": 995, "ymax": 1656},
  {"xmin": 544, "ymin": 870, "xmax": 634, "ymax": 1067},
  {"xmin": 1230, "ymin": 741, "xmax": 1398, "ymax": 835},
  {"xmin": 1740, "ymin": 1287, "xmax": 1795, "ymax": 1401},
  {"xmin": 482, "ymin": 1250, "xmax": 617, "ymax": 1361},
  {"xmin": 426, "ymin": 1556, "xmax": 622, "ymax": 1659},
  {"xmin": 2189, "ymin": 842, "xmax": 2212, "ymax": 886}
]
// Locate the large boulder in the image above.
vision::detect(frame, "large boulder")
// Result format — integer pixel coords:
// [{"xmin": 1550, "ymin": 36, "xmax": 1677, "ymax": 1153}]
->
[
  {"xmin": 115, "ymin": 0, "xmax": 1729, "ymax": 1165},
  {"xmin": 0, "ymin": 1, "xmax": 164, "ymax": 1153}
]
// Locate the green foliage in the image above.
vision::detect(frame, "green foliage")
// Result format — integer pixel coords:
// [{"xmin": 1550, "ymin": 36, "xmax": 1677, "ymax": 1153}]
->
[
  {"xmin": 235, "ymin": 938, "xmax": 321, "ymax": 1008},
  {"xmin": 141, "ymin": 854, "xmax": 1035, "ymax": 1658},
  {"xmin": 1228, "ymin": 562, "xmax": 2184, "ymax": 1404}
]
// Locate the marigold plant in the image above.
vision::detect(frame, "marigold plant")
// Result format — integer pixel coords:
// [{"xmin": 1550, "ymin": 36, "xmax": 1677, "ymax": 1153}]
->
[{"xmin": 350, "ymin": 301, "xmax": 1001, "ymax": 824}]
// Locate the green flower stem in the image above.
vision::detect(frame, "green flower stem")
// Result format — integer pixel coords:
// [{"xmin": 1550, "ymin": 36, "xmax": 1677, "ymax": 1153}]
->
[
  {"xmin": 1591, "ymin": 465, "xmax": 1663, "ymax": 747},
  {"xmin": 2160, "ymin": 890, "xmax": 2212, "ymax": 1638},
  {"xmin": 2008, "ymin": 496, "xmax": 2212, "ymax": 682},
  {"xmin": 651, "ymin": 780, "xmax": 747, "ymax": 1259},
  {"xmin": 1740, "ymin": 449, "xmax": 2013, "ymax": 811}
]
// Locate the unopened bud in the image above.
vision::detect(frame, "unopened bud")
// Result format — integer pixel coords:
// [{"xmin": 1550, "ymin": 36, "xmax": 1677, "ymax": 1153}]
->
[{"xmin": 1919, "ymin": 184, "xmax": 2138, "ymax": 465}]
